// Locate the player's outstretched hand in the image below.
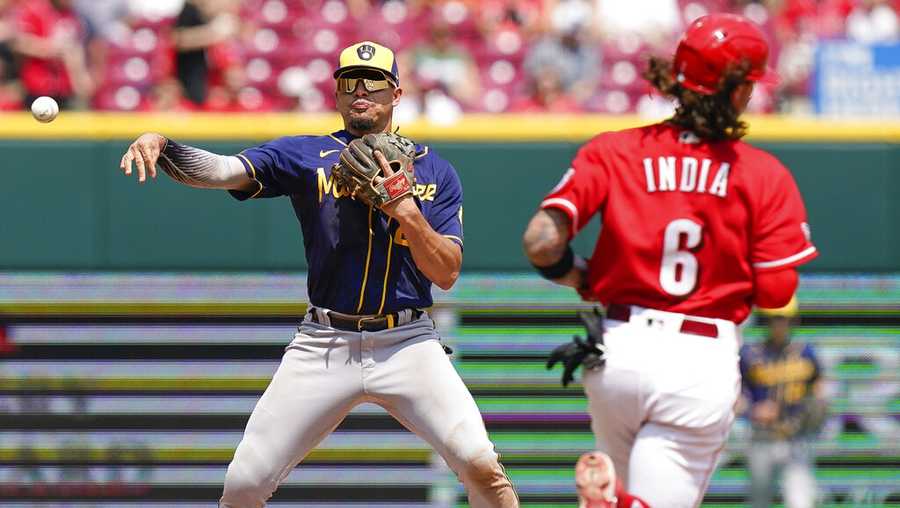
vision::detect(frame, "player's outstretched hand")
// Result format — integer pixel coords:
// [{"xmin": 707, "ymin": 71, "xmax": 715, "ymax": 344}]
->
[{"xmin": 120, "ymin": 133, "xmax": 167, "ymax": 183}]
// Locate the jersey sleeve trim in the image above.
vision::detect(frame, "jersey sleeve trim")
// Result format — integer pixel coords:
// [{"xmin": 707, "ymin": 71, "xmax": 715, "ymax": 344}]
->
[
  {"xmin": 443, "ymin": 234, "xmax": 463, "ymax": 247},
  {"xmin": 540, "ymin": 197, "xmax": 578, "ymax": 237},
  {"xmin": 328, "ymin": 134, "xmax": 349, "ymax": 147},
  {"xmin": 236, "ymin": 153, "xmax": 264, "ymax": 199},
  {"xmin": 753, "ymin": 246, "xmax": 818, "ymax": 270}
]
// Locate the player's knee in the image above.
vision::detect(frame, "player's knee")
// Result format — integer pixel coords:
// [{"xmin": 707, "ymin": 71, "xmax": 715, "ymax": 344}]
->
[
  {"xmin": 458, "ymin": 448, "xmax": 507, "ymax": 487},
  {"xmin": 220, "ymin": 458, "xmax": 273, "ymax": 508}
]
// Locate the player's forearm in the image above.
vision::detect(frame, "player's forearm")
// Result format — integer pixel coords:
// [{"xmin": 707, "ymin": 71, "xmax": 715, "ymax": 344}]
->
[
  {"xmin": 523, "ymin": 209, "xmax": 586, "ymax": 288},
  {"xmin": 172, "ymin": 25, "xmax": 226, "ymax": 51},
  {"xmin": 395, "ymin": 211, "xmax": 461, "ymax": 291},
  {"xmin": 159, "ymin": 139, "xmax": 254, "ymax": 191},
  {"xmin": 523, "ymin": 209, "xmax": 569, "ymax": 265}
]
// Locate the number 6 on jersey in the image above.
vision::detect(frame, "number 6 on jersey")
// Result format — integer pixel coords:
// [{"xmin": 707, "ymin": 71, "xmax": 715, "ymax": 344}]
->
[{"xmin": 660, "ymin": 219, "xmax": 703, "ymax": 296}]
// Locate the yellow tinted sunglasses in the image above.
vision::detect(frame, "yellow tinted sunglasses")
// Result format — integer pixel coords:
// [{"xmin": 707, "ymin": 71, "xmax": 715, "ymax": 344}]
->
[{"xmin": 336, "ymin": 72, "xmax": 395, "ymax": 93}]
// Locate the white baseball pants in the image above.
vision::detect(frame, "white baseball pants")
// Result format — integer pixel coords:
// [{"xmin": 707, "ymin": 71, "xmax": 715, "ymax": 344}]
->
[
  {"xmin": 220, "ymin": 311, "xmax": 517, "ymax": 508},
  {"xmin": 582, "ymin": 306, "xmax": 741, "ymax": 508}
]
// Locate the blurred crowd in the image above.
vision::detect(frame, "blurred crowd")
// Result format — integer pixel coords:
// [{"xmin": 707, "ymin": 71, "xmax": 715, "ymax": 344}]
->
[{"xmin": 0, "ymin": 0, "xmax": 898, "ymax": 117}]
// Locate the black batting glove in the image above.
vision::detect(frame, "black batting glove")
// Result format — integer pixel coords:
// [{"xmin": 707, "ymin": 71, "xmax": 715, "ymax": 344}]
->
[{"xmin": 546, "ymin": 309, "xmax": 608, "ymax": 387}]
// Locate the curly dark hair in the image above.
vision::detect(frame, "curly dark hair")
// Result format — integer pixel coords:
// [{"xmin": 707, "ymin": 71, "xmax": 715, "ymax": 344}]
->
[{"xmin": 643, "ymin": 57, "xmax": 752, "ymax": 141}]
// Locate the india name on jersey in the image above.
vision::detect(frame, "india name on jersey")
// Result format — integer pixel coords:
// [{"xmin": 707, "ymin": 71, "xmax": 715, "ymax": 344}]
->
[{"xmin": 542, "ymin": 123, "xmax": 817, "ymax": 323}]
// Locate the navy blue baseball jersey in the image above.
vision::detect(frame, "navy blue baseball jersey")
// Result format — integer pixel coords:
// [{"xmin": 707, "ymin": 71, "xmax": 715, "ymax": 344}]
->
[
  {"xmin": 740, "ymin": 341, "xmax": 821, "ymax": 421},
  {"xmin": 229, "ymin": 129, "xmax": 464, "ymax": 315}
]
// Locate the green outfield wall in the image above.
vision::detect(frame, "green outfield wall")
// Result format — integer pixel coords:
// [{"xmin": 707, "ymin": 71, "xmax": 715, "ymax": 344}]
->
[{"xmin": 1, "ymin": 113, "xmax": 898, "ymax": 271}]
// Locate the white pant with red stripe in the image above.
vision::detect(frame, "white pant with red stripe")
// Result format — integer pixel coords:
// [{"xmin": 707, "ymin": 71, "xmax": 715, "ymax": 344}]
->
[{"xmin": 582, "ymin": 305, "xmax": 741, "ymax": 508}]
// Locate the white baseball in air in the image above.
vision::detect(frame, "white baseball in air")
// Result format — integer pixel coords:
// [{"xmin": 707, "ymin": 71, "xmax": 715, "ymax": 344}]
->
[{"xmin": 31, "ymin": 96, "xmax": 59, "ymax": 123}]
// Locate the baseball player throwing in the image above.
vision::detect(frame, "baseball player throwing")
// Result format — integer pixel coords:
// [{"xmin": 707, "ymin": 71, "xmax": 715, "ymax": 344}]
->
[
  {"xmin": 119, "ymin": 41, "xmax": 518, "ymax": 508},
  {"xmin": 523, "ymin": 14, "xmax": 818, "ymax": 508}
]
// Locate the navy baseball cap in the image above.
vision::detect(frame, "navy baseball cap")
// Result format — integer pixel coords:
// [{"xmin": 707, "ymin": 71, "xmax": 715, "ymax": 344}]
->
[{"xmin": 333, "ymin": 41, "xmax": 400, "ymax": 85}]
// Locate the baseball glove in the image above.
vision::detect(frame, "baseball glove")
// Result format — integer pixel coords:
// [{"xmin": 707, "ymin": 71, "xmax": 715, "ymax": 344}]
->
[
  {"xmin": 332, "ymin": 133, "xmax": 417, "ymax": 207},
  {"xmin": 771, "ymin": 397, "xmax": 829, "ymax": 439},
  {"xmin": 546, "ymin": 308, "xmax": 608, "ymax": 387}
]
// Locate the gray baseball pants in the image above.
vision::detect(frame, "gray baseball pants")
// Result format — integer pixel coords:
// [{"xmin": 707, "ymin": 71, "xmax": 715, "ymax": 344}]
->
[{"xmin": 220, "ymin": 310, "xmax": 518, "ymax": 508}]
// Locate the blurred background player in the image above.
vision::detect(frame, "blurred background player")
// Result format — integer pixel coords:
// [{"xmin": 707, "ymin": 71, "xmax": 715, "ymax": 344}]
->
[
  {"xmin": 522, "ymin": 13, "xmax": 818, "ymax": 508},
  {"xmin": 740, "ymin": 296, "xmax": 828, "ymax": 508}
]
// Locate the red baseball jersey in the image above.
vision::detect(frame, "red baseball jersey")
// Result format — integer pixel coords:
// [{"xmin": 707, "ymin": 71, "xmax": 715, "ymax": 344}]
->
[{"xmin": 541, "ymin": 123, "xmax": 817, "ymax": 323}]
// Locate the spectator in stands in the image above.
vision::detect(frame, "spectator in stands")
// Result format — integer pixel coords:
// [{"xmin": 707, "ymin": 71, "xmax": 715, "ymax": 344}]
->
[
  {"xmin": 13, "ymin": 0, "xmax": 94, "ymax": 109},
  {"xmin": 509, "ymin": 66, "xmax": 580, "ymax": 112},
  {"xmin": 523, "ymin": 11, "xmax": 599, "ymax": 105},
  {"xmin": 0, "ymin": 61, "xmax": 19, "ymax": 110},
  {"xmin": 477, "ymin": 0, "xmax": 548, "ymax": 38},
  {"xmin": 771, "ymin": 0, "xmax": 855, "ymax": 112},
  {"xmin": 143, "ymin": 77, "xmax": 197, "ymax": 112},
  {"xmin": 739, "ymin": 296, "xmax": 828, "ymax": 508},
  {"xmin": 0, "ymin": 0, "xmax": 21, "ymax": 110},
  {"xmin": 847, "ymin": 0, "xmax": 900, "ymax": 43},
  {"xmin": 400, "ymin": 18, "xmax": 481, "ymax": 109},
  {"xmin": 0, "ymin": 0, "xmax": 15, "ymax": 65},
  {"xmin": 173, "ymin": 0, "xmax": 241, "ymax": 105},
  {"xmin": 0, "ymin": 53, "xmax": 20, "ymax": 110},
  {"xmin": 773, "ymin": 0, "xmax": 854, "ymax": 41},
  {"xmin": 203, "ymin": 65, "xmax": 274, "ymax": 112},
  {"xmin": 593, "ymin": 0, "xmax": 681, "ymax": 48},
  {"xmin": 72, "ymin": 0, "xmax": 129, "ymax": 41}
]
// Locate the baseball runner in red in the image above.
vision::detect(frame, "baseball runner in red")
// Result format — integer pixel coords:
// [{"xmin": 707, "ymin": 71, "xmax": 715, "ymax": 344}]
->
[{"xmin": 523, "ymin": 14, "xmax": 818, "ymax": 508}]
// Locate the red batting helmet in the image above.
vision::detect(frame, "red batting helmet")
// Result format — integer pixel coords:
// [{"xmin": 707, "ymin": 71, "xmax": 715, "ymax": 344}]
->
[{"xmin": 673, "ymin": 13, "xmax": 778, "ymax": 95}]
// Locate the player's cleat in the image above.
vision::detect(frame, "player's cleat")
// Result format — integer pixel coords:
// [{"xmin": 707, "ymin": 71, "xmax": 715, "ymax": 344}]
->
[{"xmin": 576, "ymin": 451, "xmax": 617, "ymax": 508}]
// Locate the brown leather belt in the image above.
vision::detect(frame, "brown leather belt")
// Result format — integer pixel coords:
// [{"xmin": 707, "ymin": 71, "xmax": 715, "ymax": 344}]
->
[
  {"xmin": 309, "ymin": 308, "xmax": 423, "ymax": 332},
  {"xmin": 606, "ymin": 304, "xmax": 719, "ymax": 338}
]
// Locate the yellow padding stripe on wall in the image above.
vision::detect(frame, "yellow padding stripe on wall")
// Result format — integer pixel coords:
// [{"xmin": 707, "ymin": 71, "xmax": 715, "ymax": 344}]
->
[{"xmin": 0, "ymin": 112, "xmax": 898, "ymax": 142}]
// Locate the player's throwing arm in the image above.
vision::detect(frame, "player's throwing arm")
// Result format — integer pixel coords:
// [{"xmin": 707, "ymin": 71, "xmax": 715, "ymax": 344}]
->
[{"xmin": 119, "ymin": 132, "xmax": 255, "ymax": 193}]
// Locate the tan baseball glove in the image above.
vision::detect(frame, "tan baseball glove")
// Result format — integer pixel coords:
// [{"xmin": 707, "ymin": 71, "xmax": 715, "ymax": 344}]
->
[{"xmin": 332, "ymin": 133, "xmax": 417, "ymax": 207}]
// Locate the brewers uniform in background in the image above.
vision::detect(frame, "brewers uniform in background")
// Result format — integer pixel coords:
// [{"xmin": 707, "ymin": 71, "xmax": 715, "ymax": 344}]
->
[
  {"xmin": 118, "ymin": 41, "xmax": 518, "ymax": 508},
  {"xmin": 523, "ymin": 14, "xmax": 818, "ymax": 508},
  {"xmin": 741, "ymin": 297, "xmax": 827, "ymax": 508}
]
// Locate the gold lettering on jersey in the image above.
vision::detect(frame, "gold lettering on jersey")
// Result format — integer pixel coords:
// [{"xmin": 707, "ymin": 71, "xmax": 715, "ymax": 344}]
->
[
  {"xmin": 316, "ymin": 167, "xmax": 351, "ymax": 202},
  {"xmin": 643, "ymin": 157, "xmax": 729, "ymax": 198},
  {"xmin": 317, "ymin": 168, "xmax": 438, "ymax": 203},
  {"xmin": 749, "ymin": 358, "xmax": 816, "ymax": 386},
  {"xmin": 414, "ymin": 183, "xmax": 437, "ymax": 201},
  {"xmin": 393, "ymin": 228, "xmax": 410, "ymax": 246}
]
